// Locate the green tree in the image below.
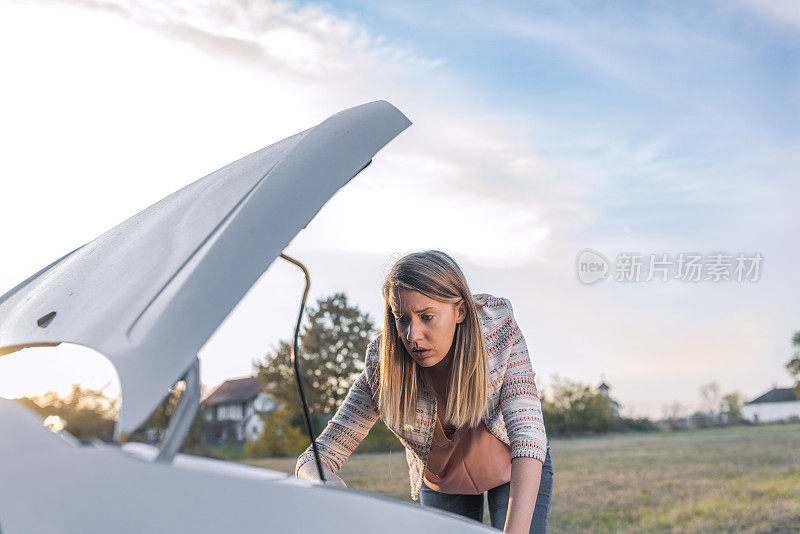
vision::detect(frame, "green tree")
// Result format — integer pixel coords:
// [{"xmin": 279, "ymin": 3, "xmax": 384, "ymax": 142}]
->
[
  {"xmin": 786, "ymin": 331, "xmax": 800, "ymax": 395},
  {"xmin": 541, "ymin": 376, "xmax": 615, "ymax": 435},
  {"xmin": 129, "ymin": 383, "xmax": 183, "ymax": 442},
  {"xmin": 253, "ymin": 293, "xmax": 376, "ymax": 420},
  {"xmin": 127, "ymin": 382, "xmax": 210, "ymax": 448},
  {"xmin": 17, "ymin": 383, "xmax": 118, "ymax": 442},
  {"xmin": 244, "ymin": 405, "xmax": 309, "ymax": 457},
  {"xmin": 251, "ymin": 291, "xmax": 376, "ymax": 456},
  {"xmin": 720, "ymin": 391, "xmax": 744, "ymax": 421},
  {"xmin": 18, "ymin": 381, "xmax": 211, "ymax": 448}
]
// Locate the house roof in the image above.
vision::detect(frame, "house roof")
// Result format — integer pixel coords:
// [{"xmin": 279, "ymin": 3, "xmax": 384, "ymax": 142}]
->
[
  {"xmin": 745, "ymin": 387, "xmax": 799, "ymax": 405},
  {"xmin": 204, "ymin": 377, "xmax": 263, "ymax": 405}
]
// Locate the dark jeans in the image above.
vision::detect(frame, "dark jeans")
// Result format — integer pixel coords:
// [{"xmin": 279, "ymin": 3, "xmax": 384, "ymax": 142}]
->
[{"xmin": 420, "ymin": 443, "xmax": 553, "ymax": 533}]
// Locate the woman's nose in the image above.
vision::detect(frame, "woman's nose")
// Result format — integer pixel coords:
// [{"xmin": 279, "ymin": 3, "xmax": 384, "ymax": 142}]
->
[{"xmin": 406, "ymin": 321, "xmax": 423, "ymax": 343}]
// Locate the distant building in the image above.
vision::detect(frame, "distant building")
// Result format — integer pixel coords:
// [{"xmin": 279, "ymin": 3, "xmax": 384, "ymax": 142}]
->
[
  {"xmin": 688, "ymin": 411, "xmax": 729, "ymax": 427},
  {"xmin": 598, "ymin": 381, "xmax": 620, "ymax": 418},
  {"xmin": 202, "ymin": 377, "xmax": 276, "ymax": 445},
  {"xmin": 742, "ymin": 387, "xmax": 800, "ymax": 424}
]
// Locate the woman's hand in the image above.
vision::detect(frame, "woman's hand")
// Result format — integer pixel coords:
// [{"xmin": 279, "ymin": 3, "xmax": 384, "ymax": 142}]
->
[{"xmin": 296, "ymin": 460, "xmax": 347, "ymax": 488}]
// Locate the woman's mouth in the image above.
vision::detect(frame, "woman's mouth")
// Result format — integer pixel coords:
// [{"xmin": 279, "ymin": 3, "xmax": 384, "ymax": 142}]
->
[{"xmin": 413, "ymin": 348, "xmax": 432, "ymax": 358}]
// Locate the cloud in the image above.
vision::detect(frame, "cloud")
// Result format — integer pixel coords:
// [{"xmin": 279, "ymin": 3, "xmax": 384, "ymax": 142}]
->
[
  {"xmin": 66, "ymin": 0, "xmax": 446, "ymax": 77},
  {"xmin": 340, "ymin": 2, "xmax": 800, "ymax": 231},
  {"xmin": 54, "ymin": 0, "xmax": 572, "ymax": 265}
]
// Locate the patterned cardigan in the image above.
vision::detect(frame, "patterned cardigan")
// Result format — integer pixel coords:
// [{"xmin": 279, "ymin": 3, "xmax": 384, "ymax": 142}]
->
[{"xmin": 295, "ymin": 295, "xmax": 547, "ymax": 501}]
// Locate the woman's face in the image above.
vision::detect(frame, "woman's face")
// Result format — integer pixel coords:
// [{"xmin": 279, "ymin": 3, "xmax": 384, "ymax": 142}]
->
[{"xmin": 392, "ymin": 289, "xmax": 466, "ymax": 369}]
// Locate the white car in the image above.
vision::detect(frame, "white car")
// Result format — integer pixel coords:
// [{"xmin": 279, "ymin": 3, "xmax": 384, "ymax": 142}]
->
[{"xmin": 0, "ymin": 101, "xmax": 494, "ymax": 533}]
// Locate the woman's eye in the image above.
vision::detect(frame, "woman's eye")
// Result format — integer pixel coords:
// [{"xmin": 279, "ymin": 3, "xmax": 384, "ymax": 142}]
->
[
  {"xmin": 421, "ymin": 314, "xmax": 433, "ymax": 321},
  {"xmin": 395, "ymin": 316, "xmax": 409, "ymax": 325}
]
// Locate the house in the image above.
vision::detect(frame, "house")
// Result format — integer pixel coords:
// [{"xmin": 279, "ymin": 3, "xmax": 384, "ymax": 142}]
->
[
  {"xmin": 742, "ymin": 387, "xmax": 800, "ymax": 424},
  {"xmin": 598, "ymin": 381, "xmax": 620, "ymax": 418},
  {"xmin": 202, "ymin": 377, "xmax": 276, "ymax": 445}
]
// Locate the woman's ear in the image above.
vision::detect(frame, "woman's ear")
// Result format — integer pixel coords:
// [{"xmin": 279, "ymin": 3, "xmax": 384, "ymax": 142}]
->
[{"xmin": 456, "ymin": 299, "xmax": 467, "ymax": 323}]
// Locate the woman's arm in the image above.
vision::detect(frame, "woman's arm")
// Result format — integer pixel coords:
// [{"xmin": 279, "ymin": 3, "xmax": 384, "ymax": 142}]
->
[
  {"xmin": 497, "ymin": 300, "xmax": 548, "ymax": 461},
  {"xmin": 503, "ymin": 457, "xmax": 543, "ymax": 534},
  {"xmin": 497, "ymin": 298, "xmax": 548, "ymax": 532},
  {"xmin": 295, "ymin": 337, "xmax": 382, "ymax": 482}
]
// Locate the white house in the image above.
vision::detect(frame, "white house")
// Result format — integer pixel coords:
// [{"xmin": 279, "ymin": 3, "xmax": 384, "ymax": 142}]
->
[
  {"xmin": 202, "ymin": 377, "xmax": 276, "ymax": 445},
  {"xmin": 598, "ymin": 381, "xmax": 620, "ymax": 418},
  {"xmin": 742, "ymin": 387, "xmax": 800, "ymax": 424}
]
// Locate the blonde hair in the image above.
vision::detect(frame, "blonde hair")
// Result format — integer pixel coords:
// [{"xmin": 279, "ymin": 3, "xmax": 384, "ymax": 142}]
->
[{"xmin": 378, "ymin": 250, "xmax": 488, "ymax": 430}]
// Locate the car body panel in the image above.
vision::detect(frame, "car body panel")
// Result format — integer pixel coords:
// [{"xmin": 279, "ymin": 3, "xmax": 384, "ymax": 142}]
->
[{"xmin": 0, "ymin": 399, "xmax": 493, "ymax": 534}]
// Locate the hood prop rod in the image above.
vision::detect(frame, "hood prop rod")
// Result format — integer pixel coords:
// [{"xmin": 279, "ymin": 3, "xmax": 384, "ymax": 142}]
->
[
  {"xmin": 154, "ymin": 356, "xmax": 201, "ymax": 463},
  {"xmin": 280, "ymin": 253, "xmax": 326, "ymax": 483}
]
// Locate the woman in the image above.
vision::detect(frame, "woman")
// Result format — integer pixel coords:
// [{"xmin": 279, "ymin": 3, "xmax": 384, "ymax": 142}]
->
[{"xmin": 296, "ymin": 250, "xmax": 553, "ymax": 533}]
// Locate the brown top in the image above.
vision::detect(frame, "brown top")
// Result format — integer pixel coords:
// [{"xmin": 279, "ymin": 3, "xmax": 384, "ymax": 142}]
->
[{"xmin": 422, "ymin": 370, "xmax": 512, "ymax": 494}]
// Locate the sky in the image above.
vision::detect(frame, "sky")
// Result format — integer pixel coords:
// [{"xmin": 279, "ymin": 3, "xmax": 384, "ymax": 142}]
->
[{"xmin": 0, "ymin": 0, "xmax": 798, "ymax": 419}]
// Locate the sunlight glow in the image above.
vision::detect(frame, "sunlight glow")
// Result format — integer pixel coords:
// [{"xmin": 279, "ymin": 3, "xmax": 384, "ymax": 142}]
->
[{"xmin": 43, "ymin": 414, "xmax": 65, "ymax": 433}]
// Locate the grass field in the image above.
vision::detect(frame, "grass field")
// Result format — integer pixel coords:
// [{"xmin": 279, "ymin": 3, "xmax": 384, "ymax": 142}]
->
[{"xmin": 242, "ymin": 423, "xmax": 800, "ymax": 533}]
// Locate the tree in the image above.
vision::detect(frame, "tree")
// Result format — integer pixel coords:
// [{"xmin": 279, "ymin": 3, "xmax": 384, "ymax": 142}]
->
[
  {"xmin": 17, "ymin": 383, "xmax": 118, "ymax": 442},
  {"xmin": 720, "ymin": 391, "xmax": 744, "ymax": 421},
  {"xmin": 253, "ymin": 292, "xmax": 376, "ymax": 423},
  {"xmin": 699, "ymin": 382, "xmax": 721, "ymax": 414},
  {"xmin": 662, "ymin": 401, "xmax": 688, "ymax": 421},
  {"xmin": 16, "ymin": 381, "xmax": 209, "ymax": 447},
  {"xmin": 541, "ymin": 376, "xmax": 615, "ymax": 435},
  {"xmin": 786, "ymin": 331, "xmax": 800, "ymax": 395},
  {"xmin": 244, "ymin": 405, "xmax": 309, "ymax": 457},
  {"xmin": 127, "ymin": 383, "xmax": 183, "ymax": 442},
  {"xmin": 128, "ymin": 382, "xmax": 211, "ymax": 448}
]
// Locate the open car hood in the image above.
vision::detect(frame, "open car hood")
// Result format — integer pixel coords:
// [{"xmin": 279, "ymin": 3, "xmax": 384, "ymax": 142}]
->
[
  {"xmin": 0, "ymin": 100, "xmax": 411, "ymax": 436},
  {"xmin": 0, "ymin": 398, "xmax": 494, "ymax": 534}
]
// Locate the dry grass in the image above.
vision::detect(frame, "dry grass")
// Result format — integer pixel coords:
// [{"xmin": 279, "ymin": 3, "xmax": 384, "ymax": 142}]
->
[{"xmin": 242, "ymin": 423, "xmax": 800, "ymax": 532}]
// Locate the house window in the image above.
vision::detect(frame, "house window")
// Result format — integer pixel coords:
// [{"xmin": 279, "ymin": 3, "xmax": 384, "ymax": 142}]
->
[{"xmin": 217, "ymin": 403, "xmax": 244, "ymax": 421}]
